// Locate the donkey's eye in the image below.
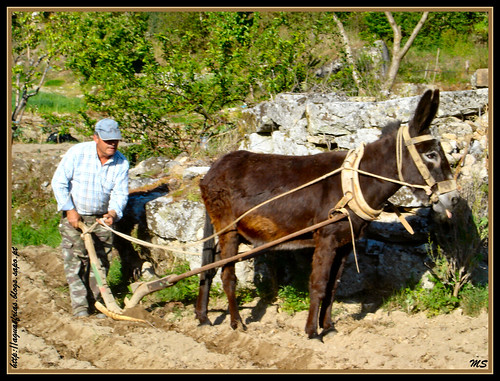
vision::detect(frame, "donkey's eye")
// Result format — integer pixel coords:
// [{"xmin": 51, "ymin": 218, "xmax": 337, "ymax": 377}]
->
[{"xmin": 425, "ymin": 152, "xmax": 438, "ymax": 161}]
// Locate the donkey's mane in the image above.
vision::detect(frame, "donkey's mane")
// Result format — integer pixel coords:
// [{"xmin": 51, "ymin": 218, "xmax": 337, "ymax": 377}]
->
[{"xmin": 381, "ymin": 120, "xmax": 401, "ymax": 136}]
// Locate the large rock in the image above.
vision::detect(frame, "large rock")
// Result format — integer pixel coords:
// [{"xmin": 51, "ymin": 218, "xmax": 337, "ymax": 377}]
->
[
  {"xmin": 305, "ymin": 96, "xmax": 417, "ymax": 135},
  {"xmin": 146, "ymin": 197, "xmax": 205, "ymax": 242},
  {"xmin": 144, "ymin": 196, "xmax": 255, "ymax": 286},
  {"xmin": 239, "ymin": 89, "xmax": 488, "ymax": 151},
  {"xmin": 437, "ymin": 89, "xmax": 488, "ymax": 118},
  {"xmin": 239, "ymin": 130, "xmax": 322, "ymax": 156},
  {"xmin": 471, "ymin": 69, "xmax": 489, "ymax": 88}
]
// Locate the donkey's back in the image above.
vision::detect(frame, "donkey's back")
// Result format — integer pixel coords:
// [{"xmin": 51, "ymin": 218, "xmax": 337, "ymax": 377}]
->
[{"xmin": 200, "ymin": 149, "xmax": 347, "ymax": 244}]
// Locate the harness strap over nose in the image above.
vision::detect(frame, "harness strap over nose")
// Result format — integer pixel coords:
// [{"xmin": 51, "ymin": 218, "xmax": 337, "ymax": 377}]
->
[{"xmin": 398, "ymin": 124, "xmax": 457, "ymax": 198}]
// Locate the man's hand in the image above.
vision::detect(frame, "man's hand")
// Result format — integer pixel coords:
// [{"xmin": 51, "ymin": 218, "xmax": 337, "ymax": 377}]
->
[
  {"xmin": 66, "ymin": 209, "xmax": 81, "ymax": 229},
  {"xmin": 101, "ymin": 210, "xmax": 117, "ymax": 226}
]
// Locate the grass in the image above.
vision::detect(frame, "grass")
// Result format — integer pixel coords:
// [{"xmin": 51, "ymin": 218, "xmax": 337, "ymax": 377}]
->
[
  {"xmin": 11, "ymin": 207, "xmax": 62, "ymax": 248},
  {"xmin": 143, "ymin": 261, "xmax": 200, "ymax": 306},
  {"xmin": 459, "ymin": 283, "xmax": 489, "ymax": 317},
  {"xmin": 398, "ymin": 32, "xmax": 488, "ymax": 87},
  {"xmin": 45, "ymin": 79, "xmax": 66, "ymax": 87},
  {"xmin": 22, "ymin": 91, "xmax": 86, "ymax": 114},
  {"xmin": 383, "ymin": 278, "xmax": 488, "ymax": 318},
  {"xmin": 277, "ymin": 284, "xmax": 310, "ymax": 315}
]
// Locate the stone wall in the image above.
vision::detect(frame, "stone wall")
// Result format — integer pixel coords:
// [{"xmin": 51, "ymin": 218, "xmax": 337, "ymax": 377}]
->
[{"xmin": 129, "ymin": 89, "xmax": 489, "ymax": 298}]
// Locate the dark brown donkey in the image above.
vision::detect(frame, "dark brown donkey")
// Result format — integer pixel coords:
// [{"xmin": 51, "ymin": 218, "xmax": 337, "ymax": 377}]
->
[{"xmin": 195, "ymin": 89, "xmax": 460, "ymax": 339}]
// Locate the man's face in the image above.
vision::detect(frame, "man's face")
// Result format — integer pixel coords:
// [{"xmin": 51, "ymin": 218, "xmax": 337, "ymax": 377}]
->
[{"xmin": 93, "ymin": 135, "xmax": 119, "ymax": 159}]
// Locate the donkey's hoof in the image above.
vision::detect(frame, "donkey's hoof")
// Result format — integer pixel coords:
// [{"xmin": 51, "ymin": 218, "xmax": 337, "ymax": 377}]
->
[
  {"xmin": 320, "ymin": 326, "xmax": 337, "ymax": 339},
  {"xmin": 197, "ymin": 318, "xmax": 212, "ymax": 327},
  {"xmin": 230, "ymin": 319, "xmax": 247, "ymax": 331},
  {"xmin": 308, "ymin": 333, "xmax": 324, "ymax": 342},
  {"xmin": 306, "ymin": 330, "xmax": 323, "ymax": 341}
]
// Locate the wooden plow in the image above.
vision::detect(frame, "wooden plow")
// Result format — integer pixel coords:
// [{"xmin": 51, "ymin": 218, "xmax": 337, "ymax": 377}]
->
[{"xmin": 78, "ymin": 214, "xmax": 347, "ymax": 321}]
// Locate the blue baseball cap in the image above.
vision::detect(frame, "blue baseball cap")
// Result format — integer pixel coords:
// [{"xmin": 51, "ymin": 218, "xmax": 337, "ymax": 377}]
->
[{"xmin": 95, "ymin": 119, "xmax": 122, "ymax": 141}]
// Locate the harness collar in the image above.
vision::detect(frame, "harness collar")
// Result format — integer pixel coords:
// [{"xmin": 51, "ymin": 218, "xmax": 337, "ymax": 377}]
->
[{"xmin": 341, "ymin": 143, "xmax": 383, "ymax": 221}]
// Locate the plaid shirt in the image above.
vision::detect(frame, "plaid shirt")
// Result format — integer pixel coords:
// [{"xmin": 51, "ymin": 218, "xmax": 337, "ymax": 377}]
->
[{"xmin": 51, "ymin": 141, "xmax": 129, "ymax": 220}]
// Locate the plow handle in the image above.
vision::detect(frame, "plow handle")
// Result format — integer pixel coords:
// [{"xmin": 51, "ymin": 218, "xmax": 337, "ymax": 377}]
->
[{"xmin": 78, "ymin": 221, "xmax": 123, "ymax": 314}]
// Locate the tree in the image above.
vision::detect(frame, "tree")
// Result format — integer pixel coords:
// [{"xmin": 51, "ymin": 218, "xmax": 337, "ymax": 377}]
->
[
  {"xmin": 11, "ymin": 12, "xmax": 61, "ymax": 136},
  {"xmin": 332, "ymin": 13, "xmax": 365, "ymax": 95},
  {"xmin": 382, "ymin": 11, "xmax": 429, "ymax": 94},
  {"xmin": 63, "ymin": 11, "xmax": 337, "ymax": 156},
  {"xmin": 56, "ymin": 12, "xmax": 164, "ymax": 152}
]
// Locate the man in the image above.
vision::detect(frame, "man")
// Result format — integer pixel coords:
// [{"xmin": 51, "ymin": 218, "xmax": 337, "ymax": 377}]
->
[{"xmin": 51, "ymin": 118, "xmax": 129, "ymax": 318}]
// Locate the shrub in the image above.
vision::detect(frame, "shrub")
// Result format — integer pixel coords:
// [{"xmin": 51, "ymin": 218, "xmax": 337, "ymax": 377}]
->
[{"xmin": 277, "ymin": 284, "xmax": 310, "ymax": 315}]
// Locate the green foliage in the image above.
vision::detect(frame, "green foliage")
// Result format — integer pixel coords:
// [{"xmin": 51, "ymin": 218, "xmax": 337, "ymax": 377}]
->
[
  {"xmin": 145, "ymin": 261, "xmax": 200, "ymax": 304},
  {"xmin": 48, "ymin": 11, "xmax": 342, "ymax": 156},
  {"xmin": 44, "ymin": 79, "xmax": 65, "ymax": 87},
  {"xmin": 11, "ymin": 211, "xmax": 61, "ymax": 248},
  {"xmin": 11, "ymin": 10, "xmax": 489, "ymax": 154},
  {"xmin": 386, "ymin": 280, "xmax": 459, "ymax": 317},
  {"xmin": 385, "ymin": 278, "xmax": 488, "ymax": 318},
  {"xmin": 11, "ymin": 166, "xmax": 62, "ymax": 248},
  {"xmin": 57, "ymin": 12, "xmax": 162, "ymax": 147},
  {"xmin": 119, "ymin": 143, "xmax": 164, "ymax": 167},
  {"xmin": 359, "ymin": 11, "xmax": 488, "ymax": 49},
  {"xmin": 236, "ymin": 287, "xmax": 258, "ymax": 305},
  {"xmin": 107, "ymin": 257, "xmax": 125, "ymax": 289},
  {"xmin": 277, "ymin": 284, "xmax": 310, "ymax": 315},
  {"xmin": 357, "ymin": 11, "xmax": 488, "ymax": 87},
  {"xmin": 459, "ymin": 283, "xmax": 489, "ymax": 317},
  {"xmin": 385, "ymin": 235, "xmax": 488, "ymax": 318}
]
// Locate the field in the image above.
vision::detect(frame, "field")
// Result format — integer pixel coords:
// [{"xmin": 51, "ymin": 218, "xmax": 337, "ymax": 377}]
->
[
  {"xmin": 9, "ymin": 137, "xmax": 491, "ymax": 373},
  {"xmin": 13, "ymin": 244, "xmax": 489, "ymax": 372}
]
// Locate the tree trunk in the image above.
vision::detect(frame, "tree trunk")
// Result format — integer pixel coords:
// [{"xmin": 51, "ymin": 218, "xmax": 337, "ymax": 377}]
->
[
  {"xmin": 332, "ymin": 13, "xmax": 365, "ymax": 95},
  {"xmin": 381, "ymin": 11, "xmax": 429, "ymax": 94}
]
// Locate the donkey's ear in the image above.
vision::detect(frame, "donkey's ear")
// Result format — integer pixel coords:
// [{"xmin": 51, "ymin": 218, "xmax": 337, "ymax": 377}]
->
[{"xmin": 409, "ymin": 89, "xmax": 440, "ymax": 135}]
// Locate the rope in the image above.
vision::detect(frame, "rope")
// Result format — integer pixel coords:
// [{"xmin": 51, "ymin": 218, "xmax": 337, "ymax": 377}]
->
[
  {"xmin": 329, "ymin": 206, "xmax": 360, "ymax": 273},
  {"xmin": 96, "ymin": 220, "xmax": 202, "ymax": 256},
  {"xmin": 180, "ymin": 164, "xmax": 431, "ymax": 248},
  {"xmin": 97, "ymin": 146, "xmax": 434, "ymax": 258}
]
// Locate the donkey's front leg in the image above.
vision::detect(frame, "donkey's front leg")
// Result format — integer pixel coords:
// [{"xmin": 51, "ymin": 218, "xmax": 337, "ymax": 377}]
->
[
  {"xmin": 318, "ymin": 246, "xmax": 350, "ymax": 336},
  {"xmin": 305, "ymin": 244, "xmax": 337, "ymax": 339}
]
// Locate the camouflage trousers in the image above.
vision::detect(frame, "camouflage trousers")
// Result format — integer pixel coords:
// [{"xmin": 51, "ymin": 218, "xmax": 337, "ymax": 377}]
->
[{"xmin": 59, "ymin": 214, "xmax": 113, "ymax": 315}]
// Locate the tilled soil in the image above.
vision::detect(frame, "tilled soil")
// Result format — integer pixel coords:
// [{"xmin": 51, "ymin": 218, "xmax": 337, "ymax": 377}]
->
[{"xmin": 10, "ymin": 245, "xmax": 490, "ymax": 373}]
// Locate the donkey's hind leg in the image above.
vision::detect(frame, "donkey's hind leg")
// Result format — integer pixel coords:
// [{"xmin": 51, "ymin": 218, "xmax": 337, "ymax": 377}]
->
[
  {"xmin": 195, "ymin": 212, "xmax": 220, "ymax": 326},
  {"xmin": 195, "ymin": 244, "xmax": 220, "ymax": 326},
  {"xmin": 219, "ymin": 230, "xmax": 245, "ymax": 330}
]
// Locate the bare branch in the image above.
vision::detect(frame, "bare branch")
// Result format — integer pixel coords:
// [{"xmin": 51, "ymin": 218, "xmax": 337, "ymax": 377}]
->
[
  {"xmin": 382, "ymin": 11, "xmax": 429, "ymax": 94},
  {"xmin": 332, "ymin": 13, "xmax": 365, "ymax": 95},
  {"xmin": 400, "ymin": 12, "xmax": 429, "ymax": 59}
]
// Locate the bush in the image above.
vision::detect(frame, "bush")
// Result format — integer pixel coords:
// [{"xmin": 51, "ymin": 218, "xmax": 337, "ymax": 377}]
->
[
  {"xmin": 459, "ymin": 283, "xmax": 489, "ymax": 317},
  {"xmin": 277, "ymin": 284, "xmax": 310, "ymax": 315},
  {"xmin": 384, "ymin": 277, "xmax": 488, "ymax": 318}
]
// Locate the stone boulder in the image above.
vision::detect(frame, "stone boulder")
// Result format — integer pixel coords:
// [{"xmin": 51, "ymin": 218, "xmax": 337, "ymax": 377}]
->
[
  {"xmin": 144, "ymin": 196, "xmax": 254, "ymax": 286},
  {"xmin": 239, "ymin": 89, "xmax": 488, "ymax": 153},
  {"xmin": 146, "ymin": 197, "xmax": 205, "ymax": 243},
  {"xmin": 471, "ymin": 68, "xmax": 489, "ymax": 89}
]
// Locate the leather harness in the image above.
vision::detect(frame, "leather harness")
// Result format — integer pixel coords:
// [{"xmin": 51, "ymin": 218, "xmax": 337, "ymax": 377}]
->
[{"xmin": 338, "ymin": 124, "xmax": 457, "ymax": 223}]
